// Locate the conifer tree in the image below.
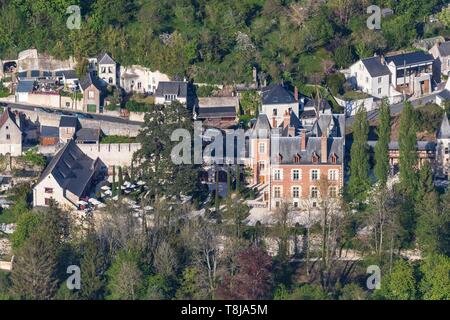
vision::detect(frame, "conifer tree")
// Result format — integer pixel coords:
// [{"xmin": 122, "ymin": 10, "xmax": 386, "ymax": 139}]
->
[
  {"xmin": 348, "ymin": 106, "xmax": 370, "ymax": 200},
  {"xmin": 374, "ymin": 99, "xmax": 391, "ymax": 186},
  {"xmin": 398, "ymin": 102, "xmax": 418, "ymax": 198}
]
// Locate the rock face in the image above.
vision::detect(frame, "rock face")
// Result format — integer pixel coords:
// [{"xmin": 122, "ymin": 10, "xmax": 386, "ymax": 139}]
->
[{"xmin": 17, "ymin": 49, "xmax": 76, "ymax": 73}]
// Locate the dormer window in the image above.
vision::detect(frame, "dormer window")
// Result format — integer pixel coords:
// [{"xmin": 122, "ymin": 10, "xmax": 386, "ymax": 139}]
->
[
  {"xmin": 331, "ymin": 153, "xmax": 337, "ymax": 164},
  {"xmin": 312, "ymin": 152, "xmax": 319, "ymax": 163},
  {"xmin": 293, "ymin": 153, "xmax": 301, "ymax": 163},
  {"xmin": 277, "ymin": 153, "xmax": 283, "ymax": 162}
]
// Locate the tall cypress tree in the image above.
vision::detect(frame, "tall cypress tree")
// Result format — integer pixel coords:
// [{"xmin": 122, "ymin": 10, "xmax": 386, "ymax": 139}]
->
[
  {"xmin": 348, "ymin": 106, "xmax": 370, "ymax": 200},
  {"xmin": 236, "ymin": 164, "xmax": 241, "ymax": 193},
  {"xmin": 398, "ymin": 102, "xmax": 418, "ymax": 198},
  {"xmin": 374, "ymin": 98, "xmax": 391, "ymax": 186},
  {"xmin": 415, "ymin": 161, "xmax": 434, "ymax": 204},
  {"xmin": 112, "ymin": 166, "xmax": 116, "ymax": 197},
  {"xmin": 118, "ymin": 166, "xmax": 123, "ymax": 198}
]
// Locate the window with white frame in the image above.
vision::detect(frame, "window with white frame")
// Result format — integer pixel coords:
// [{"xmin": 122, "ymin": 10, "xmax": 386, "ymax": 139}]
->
[
  {"xmin": 273, "ymin": 169, "xmax": 282, "ymax": 181},
  {"xmin": 293, "ymin": 201, "xmax": 299, "ymax": 208},
  {"xmin": 311, "ymin": 186, "xmax": 318, "ymax": 198},
  {"xmin": 292, "ymin": 186, "xmax": 300, "ymax": 198},
  {"xmin": 88, "ymin": 91, "xmax": 94, "ymax": 99},
  {"xmin": 311, "ymin": 169, "xmax": 319, "ymax": 181},
  {"xmin": 329, "ymin": 186, "xmax": 337, "ymax": 198},
  {"xmin": 378, "ymin": 88, "xmax": 381, "ymax": 94},
  {"xmin": 378, "ymin": 77, "xmax": 382, "ymax": 83},
  {"xmin": 328, "ymin": 169, "xmax": 338, "ymax": 181},
  {"xmin": 259, "ymin": 143, "xmax": 265, "ymax": 154},
  {"xmin": 274, "ymin": 186, "xmax": 282, "ymax": 198},
  {"xmin": 292, "ymin": 169, "xmax": 301, "ymax": 181}
]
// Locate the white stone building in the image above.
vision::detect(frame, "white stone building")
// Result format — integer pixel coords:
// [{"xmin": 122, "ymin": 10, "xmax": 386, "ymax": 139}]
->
[
  {"xmin": 120, "ymin": 65, "xmax": 170, "ymax": 94},
  {"xmin": 348, "ymin": 56, "xmax": 391, "ymax": 98},
  {"xmin": 0, "ymin": 108, "xmax": 22, "ymax": 156},
  {"xmin": 33, "ymin": 140, "xmax": 106, "ymax": 208},
  {"xmin": 260, "ymin": 84, "xmax": 299, "ymax": 128}
]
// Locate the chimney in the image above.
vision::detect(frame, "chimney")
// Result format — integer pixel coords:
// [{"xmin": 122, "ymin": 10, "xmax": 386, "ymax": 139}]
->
[
  {"xmin": 283, "ymin": 110, "xmax": 290, "ymax": 128},
  {"xmin": 294, "ymin": 86, "xmax": 298, "ymax": 102},
  {"xmin": 272, "ymin": 117, "xmax": 277, "ymax": 128},
  {"xmin": 321, "ymin": 133, "xmax": 327, "ymax": 164},
  {"xmin": 252, "ymin": 67, "xmax": 257, "ymax": 83},
  {"xmin": 300, "ymin": 128, "xmax": 306, "ymax": 151},
  {"xmin": 380, "ymin": 55, "xmax": 385, "ymax": 65}
]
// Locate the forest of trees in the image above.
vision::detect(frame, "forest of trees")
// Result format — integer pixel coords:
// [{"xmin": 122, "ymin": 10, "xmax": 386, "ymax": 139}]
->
[{"xmin": 0, "ymin": 0, "xmax": 449, "ymax": 86}]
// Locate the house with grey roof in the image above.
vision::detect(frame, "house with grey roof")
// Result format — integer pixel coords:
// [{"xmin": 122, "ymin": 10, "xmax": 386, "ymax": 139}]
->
[
  {"xmin": 33, "ymin": 140, "xmax": 106, "ymax": 208},
  {"xmin": 80, "ymin": 72, "xmax": 103, "ymax": 113},
  {"xmin": 429, "ymin": 40, "xmax": 450, "ymax": 77},
  {"xmin": 155, "ymin": 81, "xmax": 188, "ymax": 105},
  {"xmin": 15, "ymin": 80, "xmax": 35, "ymax": 103},
  {"xmin": 75, "ymin": 127, "xmax": 101, "ymax": 144},
  {"xmin": 59, "ymin": 116, "xmax": 79, "ymax": 143},
  {"xmin": 385, "ymin": 51, "xmax": 435, "ymax": 97},
  {"xmin": 249, "ymin": 111, "xmax": 345, "ymax": 210},
  {"xmin": 195, "ymin": 96, "xmax": 238, "ymax": 128},
  {"xmin": 0, "ymin": 108, "xmax": 22, "ymax": 156},
  {"xmin": 348, "ymin": 56, "xmax": 391, "ymax": 98},
  {"xmin": 349, "ymin": 51, "xmax": 437, "ymax": 99},
  {"xmin": 96, "ymin": 53, "xmax": 118, "ymax": 87},
  {"xmin": 260, "ymin": 84, "xmax": 299, "ymax": 128}
]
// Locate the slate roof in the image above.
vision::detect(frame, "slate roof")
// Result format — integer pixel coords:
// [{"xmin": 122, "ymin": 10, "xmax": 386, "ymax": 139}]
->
[
  {"xmin": 40, "ymin": 126, "xmax": 59, "ymax": 137},
  {"xmin": 75, "ymin": 128, "xmax": 101, "ymax": 142},
  {"xmin": 0, "ymin": 108, "xmax": 20, "ymax": 130},
  {"xmin": 251, "ymin": 114, "xmax": 272, "ymax": 138},
  {"xmin": 361, "ymin": 57, "xmax": 391, "ymax": 77},
  {"xmin": 155, "ymin": 81, "xmax": 188, "ymax": 98},
  {"xmin": 438, "ymin": 113, "xmax": 450, "ymax": 139},
  {"xmin": 368, "ymin": 140, "xmax": 436, "ymax": 151},
  {"xmin": 37, "ymin": 140, "xmax": 101, "ymax": 197},
  {"xmin": 311, "ymin": 114, "xmax": 345, "ymax": 138},
  {"xmin": 437, "ymin": 41, "xmax": 450, "ymax": 57},
  {"xmin": 271, "ymin": 136, "xmax": 344, "ymax": 164},
  {"xmin": 16, "ymin": 80, "xmax": 34, "ymax": 93},
  {"xmin": 79, "ymin": 72, "xmax": 102, "ymax": 91},
  {"xmin": 61, "ymin": 69, "xmax": 78, "ymax": 79},
  {"xmin": 98, "ymin": 53, "xmax": 116, "ymax": 65},
  {"xmin": 261, "ymin": 84, "xmax": 296, "ymax": 105},
  {"xmin": 59, "ymin": 116, "xmax": 78, "ymax": 128},
  {"xmin": 385, "ymin": 51, "xmax": 434, "ymax": 67},
  {"xmin": 197, "ymin": 107, "xmax": 236, "ymax": 119}
]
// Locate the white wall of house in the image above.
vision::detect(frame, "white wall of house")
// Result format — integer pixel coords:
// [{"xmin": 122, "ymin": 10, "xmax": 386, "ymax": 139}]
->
[
  {"xmin": 120, "ymin": 66, "xmax": 170, "ymax": 94},
  {"xmin": 155, "ymin": 95, "xmax": 187, "ymax": 105},
  {"xmin": 349, "ymin": 60, "xmax": 390, "ymax": 98},
  {"xmin": 261, "ymin": 102, "xmax": 299, "ymax": 127},
  {"xmin": 98, "ymin": 63, "xmax": 117, "ymax": 86},
  {"xmin": 0, "ymin": 117, "xmax": 22, "ymax": 156},
  {"xmin": 33, "ymin": 173, "xmax": 75, "ymax": 208}
]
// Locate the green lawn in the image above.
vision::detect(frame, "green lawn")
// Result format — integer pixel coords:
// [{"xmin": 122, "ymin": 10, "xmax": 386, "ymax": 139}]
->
[
  {"xmin": 101, "ymin": 135, "xmax": 136, "ymax": 144},
  {"xmin": 297, "ymin": 48, "xmax": 333, "ymax": 76}
]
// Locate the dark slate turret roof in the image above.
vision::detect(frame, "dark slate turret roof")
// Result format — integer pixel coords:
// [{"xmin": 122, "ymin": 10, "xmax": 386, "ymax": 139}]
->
[
  {"xmin": 261, "ymin": 84, "xmax": 296, "ymax": 105},
  {"xmin": 251, "ymin": 113, "xmax": 271, "ymax": 138}
]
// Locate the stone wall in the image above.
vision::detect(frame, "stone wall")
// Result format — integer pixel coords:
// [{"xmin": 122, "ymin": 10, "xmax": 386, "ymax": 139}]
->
[{"xmin": 77, "ymin": 143, "xmax": 141, "ymax": 167}]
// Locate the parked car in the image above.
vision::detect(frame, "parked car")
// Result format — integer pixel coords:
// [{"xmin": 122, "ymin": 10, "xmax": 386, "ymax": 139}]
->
[{"xmin": 0, "ymin": 102, "xmax": 8, "ymax": 107}]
